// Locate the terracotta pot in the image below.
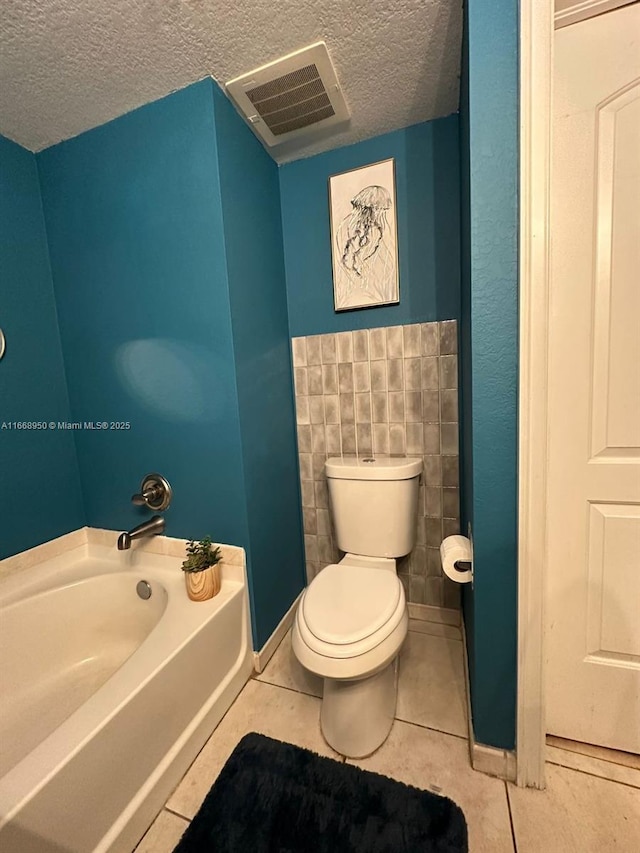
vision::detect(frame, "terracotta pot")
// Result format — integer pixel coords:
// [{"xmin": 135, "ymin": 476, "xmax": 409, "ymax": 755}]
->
[{"xmin": 184, "ymin": 563, "xmax": 221, "ymax": 601}]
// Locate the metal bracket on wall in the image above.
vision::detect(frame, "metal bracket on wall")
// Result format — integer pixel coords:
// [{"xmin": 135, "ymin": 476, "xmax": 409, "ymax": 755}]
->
[{"xmin": 0, "ymin": 328, "xmax": 5, "ymax": 361}]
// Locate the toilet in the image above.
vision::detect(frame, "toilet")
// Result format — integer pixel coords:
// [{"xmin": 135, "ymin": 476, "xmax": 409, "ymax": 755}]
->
[{"xmin": 292, "ymin": 455, "xmax": 422, "ymax": 758}]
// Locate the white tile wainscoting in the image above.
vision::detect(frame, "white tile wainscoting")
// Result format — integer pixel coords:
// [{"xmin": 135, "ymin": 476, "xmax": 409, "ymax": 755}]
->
[{"xmin": 291, "ymin": 321, "xmax": 461, "ymax": 608}]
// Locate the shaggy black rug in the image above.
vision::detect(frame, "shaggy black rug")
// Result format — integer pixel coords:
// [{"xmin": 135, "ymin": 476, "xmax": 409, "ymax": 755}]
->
[{"xmin": 173, "ymin": 732, "xmax": 468, "ymax": 853}]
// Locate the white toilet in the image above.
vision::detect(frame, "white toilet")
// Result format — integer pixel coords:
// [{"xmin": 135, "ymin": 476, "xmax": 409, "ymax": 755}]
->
[{"xmin": 292, "ymin": 455, "xmax": 422, "ymax": 758}]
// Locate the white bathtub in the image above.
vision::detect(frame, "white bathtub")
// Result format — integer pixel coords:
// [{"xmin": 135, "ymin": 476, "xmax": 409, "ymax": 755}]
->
[{"xmin": 0, "ymin": 531, "xmax": 253, "ymax": 853}]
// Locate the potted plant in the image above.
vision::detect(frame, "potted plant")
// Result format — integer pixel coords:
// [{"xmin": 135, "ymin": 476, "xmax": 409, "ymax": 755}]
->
[{"xmin": 182, "ymin": 536, "xmax": 222, "ymax": 601}]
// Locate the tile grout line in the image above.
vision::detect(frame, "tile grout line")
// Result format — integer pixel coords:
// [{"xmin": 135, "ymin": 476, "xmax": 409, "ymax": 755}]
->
[
  {"xmin": 393, "ymin": 714, "xmax": 469, "ymax": 742},
  {"xmin": 163, "ymin": 805, "xmax": 191, "ymax": 823},
  {"xmin": 547, "ymin": 738, "xmax": 640, "ymax": 771},
  {"xmin": 544, "ymin": 758, "xmax": 640, "ymax": 790},
  {"xmin": 253, "ymin": 673, "xmax": 470, "ymax": 745},
  {"xmin": 504, "ymin": 780, "xmax": 519, "ymax": 853}
]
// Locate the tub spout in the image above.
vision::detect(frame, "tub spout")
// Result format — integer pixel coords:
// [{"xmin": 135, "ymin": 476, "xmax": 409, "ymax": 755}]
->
[{"xmin": 117, "ymin": 515, "xmax": 165, "ymax": 550}]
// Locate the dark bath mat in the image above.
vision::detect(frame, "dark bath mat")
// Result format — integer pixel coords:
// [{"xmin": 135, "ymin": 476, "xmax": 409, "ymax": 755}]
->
[{"xmin": 173, "ymin": 732, "xmax": 468, "ymax": 853}]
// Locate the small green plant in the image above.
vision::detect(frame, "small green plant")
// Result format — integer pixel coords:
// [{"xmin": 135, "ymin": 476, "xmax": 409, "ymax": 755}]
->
[{"xmin": 181, "ymin": 536, "xmax": 222, "ymax": 574}]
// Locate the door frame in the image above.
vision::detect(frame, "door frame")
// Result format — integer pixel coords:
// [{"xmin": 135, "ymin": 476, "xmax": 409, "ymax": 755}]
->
[{"xmin": 517, "ymin": 0, "xmax": 554, "ymax": 789}]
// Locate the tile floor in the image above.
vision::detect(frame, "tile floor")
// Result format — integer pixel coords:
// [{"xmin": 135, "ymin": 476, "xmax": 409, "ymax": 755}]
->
[{"xmin": 136, "ymin": 625, "xmax": 640, "ymax": 852}]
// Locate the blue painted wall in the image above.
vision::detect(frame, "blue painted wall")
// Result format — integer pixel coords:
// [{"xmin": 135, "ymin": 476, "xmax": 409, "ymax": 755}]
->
[
  {"xmin": 212, "ymin": 85, "xmax": 306, "ymax": 644},
  {"xmin": 37, "ymin": 81, "xmax": 250, "ymax": 551},
  {"xmin": 279, "ymin": 117, "xmax": 461, "ymax": 337},
  {"xmin": 36, "ymin": 79, "xmax": 305, "ymax": 649},
  {"xmin": 0, "ymin": 134, "xmax": 84, "ymax": 558},
  {"xmin": 459, "ymin": 0, "xmax": 519, "ymax": 750}
]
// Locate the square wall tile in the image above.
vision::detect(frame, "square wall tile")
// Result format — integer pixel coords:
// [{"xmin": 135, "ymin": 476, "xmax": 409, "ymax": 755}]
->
[
  {"xmin": 387, "ymin": 358, "xmax": 404, "ymax": 391},
  {"xmin": 321, "ymin": 334, "xmax": 337, "ymax": 363},
  {"xmin": 339, "ymin": 393, "xmax": 355, "ymax": 423},
  {"xmin": 302, "ymin": 507, "xmax": 317, "ymax": 534},
  {"xmin": 369, "ymin": 327, "xmax": 387, "ymax": 359},
  {"xmin": 421, "ymin": 322, "xmax": 439, "ymax": 356},
  {"xmin": 355, "ymin": 392, "xmax": 372, "ymax": 423},
  {"xmin": 322, "ymin": 363, "xmax": 338, "ymax": 394},
  {"xmin": 370, "ymin": 360, "xmax": 388, "ymax": 392},
  {"xmin": 372, "ymin": 392, "xmax": 389, "ymax": 423},
  {"xmin": 311, "ymin": 423, "xmax": 326, "ymax": 452},
  {"xmin": 297, "ymin": 424, "xmax": 311, "ymax": 453},
  {"xmin": 403, "ymin": 323, "xmax": 421, "ymax": 357},
  {"xmin": 307, "ymin": 365, "xmax": 323, "ymax": 395},
  {"xmin": 306, "ymin": 335, "xmax": 322, "ymax": 365},
  {"xmin": 439, "ymin": 355, "xmax": 458, "ymax": 389},
  {"xmin": 294, "ymin": 366, "xmax": 308, "ymax": 396},
  {"xmin": 291, "ymin": 337, "xmax": 307, "ymax": 367},
  {"xmin": 336, "ymin": 331, "xmax": 353, "ymax": 363},
  {"xmin": 373, "ymin": 423, "xmax": 390, "ymax": 455},
  {"xmin": 404, "ymin": 358, "xmax": 421, "ymax": 390},
  {"xmin": 324, "ymin": 395, "xmax": 339, "ymax": 424},
  {"xmin": 441, "ymin": 422, "xmax": 459, "ymax": 456},
  {"xmin": 440, "ymin": 388, "xmax": 459, "ymax": 423},
  {"xmin": 309, "ymin": 396, "xmax": 324, "ymax": 424},
  {"xmin": 439, "ymin": 320, "xmax": 458, "ymax": 354},
  {"xmin": 405, "ymin": 391, "xmax": 422, "ymax": 423},
  {"xmin": 341, "ymin": 423, "xmax": 356, "ymax": 453},
  {"xmin": 325, "ymin": 424, "xmax": 341, "ymax": 454},
  {"xmin": 338, "ymin": 362, "xmax": 354, "ymax": 393},
  {"xmin": 353, "ymin": 329, "xmax": 369, "ymax": 361},
  {"xmin": 354, "ymin": 361, "xmax": 370, "ymax": 392},
  {"xmin": 422, "ymin": 357, "xmax": 439, "ymax": 390},
  {"xmin": 406, "ymin": 422, "xmax": 423, "ymax": 454},
  {"xmin": 356, "ymin": 423, "xmax": 373, "ymax": 455},
  {"xmin": 386, "ymin": 325, "xmax": 404, "ymax": 358},
  {"xmin": 291, "ymin": 321, "xmax": 459, "ymax": 610},
  {"xmin": 389, "ymin": 423, "xmax": 406, "ymax": 455}
]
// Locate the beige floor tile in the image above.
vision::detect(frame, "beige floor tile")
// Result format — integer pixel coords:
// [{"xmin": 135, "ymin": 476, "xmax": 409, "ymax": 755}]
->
[
  {"xmin": 255, "ymin": 630, "xmax": 323, "ymax": 697},
  {"xmin": 134, "ymin": 809, "xmax": 189, "ymax": 853},
  {"xmin": 348, "ymin": 720, "xmax": 514, "ymax": 853},
  {"xmin": 166, "ymin": 679, "xmax": 339, "ymax": 820},
  {"xmin": 547, "ymin": 735, "xmax": 640, "ymax": 771},
  {"xmin": 508, "ymin": 763, "xmax": 640, "ymax": 853},
  {"xmin": 546, "ymin": 745, "xmax": 640, "ymax": 789},
  {"xmin": 396, "ymin": 631, "xmax": 467, "ymax": 737}
]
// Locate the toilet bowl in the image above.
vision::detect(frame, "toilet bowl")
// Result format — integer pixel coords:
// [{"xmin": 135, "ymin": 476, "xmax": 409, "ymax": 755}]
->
[
  {"xmin": 292, "ymin": 456, "xmax": 422, "ymax": 758},
  {"xmin": 293, "ymin": 554, "xmax": 408, "ymax": 757}
]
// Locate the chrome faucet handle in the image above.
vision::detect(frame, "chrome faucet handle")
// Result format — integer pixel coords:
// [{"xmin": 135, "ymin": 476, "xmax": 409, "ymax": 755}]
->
[{"xmin": 131, "ymin": 474, "xmax": 172, "ymax": 511}]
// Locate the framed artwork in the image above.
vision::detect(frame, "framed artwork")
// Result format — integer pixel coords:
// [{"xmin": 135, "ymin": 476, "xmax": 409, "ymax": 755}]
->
[{"xmin": 328, "ymin": 158, "xmax": 399, "ymax": 312}]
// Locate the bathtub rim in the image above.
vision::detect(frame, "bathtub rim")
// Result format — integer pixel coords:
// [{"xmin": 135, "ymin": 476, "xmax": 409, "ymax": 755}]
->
[{"xmin": 0, "ymin": 533, "xmax": 253, "ymax": 848}]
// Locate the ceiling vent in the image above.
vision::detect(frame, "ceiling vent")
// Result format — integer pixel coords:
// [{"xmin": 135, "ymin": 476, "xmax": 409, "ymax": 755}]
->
[{"xmin": 225, "ymin": 42, "xmax": 349, "ymax": 147}]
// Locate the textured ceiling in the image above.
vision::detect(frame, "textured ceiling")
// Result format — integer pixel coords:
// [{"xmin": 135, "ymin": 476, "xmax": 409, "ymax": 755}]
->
[{"xmin": 0, "ymin": 1, "xmax": 462, "ymax": 162}]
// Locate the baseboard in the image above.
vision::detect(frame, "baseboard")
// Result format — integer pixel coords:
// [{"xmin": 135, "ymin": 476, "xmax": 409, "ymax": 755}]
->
[
  {"xmin": 460, "ymin": 618, "xmax": 517, "ymax": 782},
  {"xmin": 253, "ymin": 592, "xmax": 303, "ymax": 674},
  {"xmin": 407, "ymin": 602, "xmax": 461, "ymax": 627},
  {"xmin": 470, "ymin": 742, "xmax": 517, "ymax": 781}
]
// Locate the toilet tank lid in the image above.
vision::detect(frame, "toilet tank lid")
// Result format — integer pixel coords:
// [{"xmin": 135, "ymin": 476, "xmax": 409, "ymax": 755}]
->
[{"xmin": 325, "ymin": 456, "xmax": 422, "ymax": 481}]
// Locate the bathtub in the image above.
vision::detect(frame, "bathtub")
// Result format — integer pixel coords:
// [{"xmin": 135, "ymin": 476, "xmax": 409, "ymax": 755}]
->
[{"xmin": 0, "ymin": 530, "xmax": 253, "ymax": 853}]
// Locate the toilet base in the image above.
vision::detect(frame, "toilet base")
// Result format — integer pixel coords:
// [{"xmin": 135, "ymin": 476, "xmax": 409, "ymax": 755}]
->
[{"xmin": 320, "ymin": 657, "xmax": 399, "ymax": 758}]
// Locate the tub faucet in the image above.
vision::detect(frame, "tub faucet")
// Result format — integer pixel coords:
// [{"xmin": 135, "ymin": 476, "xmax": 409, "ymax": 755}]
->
[{"xmin": 117, "ymin": 515, "xmax": 165, "ymax": 550}]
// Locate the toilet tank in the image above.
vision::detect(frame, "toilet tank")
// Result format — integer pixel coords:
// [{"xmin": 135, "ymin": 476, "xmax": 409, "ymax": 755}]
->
[{"xmin": 325, "ymin": 456, "xmax": 422, "ymax": 558}]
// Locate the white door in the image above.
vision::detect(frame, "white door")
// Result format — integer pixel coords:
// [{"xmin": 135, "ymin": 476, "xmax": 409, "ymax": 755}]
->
[{"xmin": 546, "ymin": 3, "xmax": 640, "ymax": 753}]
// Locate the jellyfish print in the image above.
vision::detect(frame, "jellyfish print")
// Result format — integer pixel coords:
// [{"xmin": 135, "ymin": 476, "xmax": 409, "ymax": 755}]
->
[{"xmin": 330, "ymin": 160, "xmax": 399, "ymax": 311}]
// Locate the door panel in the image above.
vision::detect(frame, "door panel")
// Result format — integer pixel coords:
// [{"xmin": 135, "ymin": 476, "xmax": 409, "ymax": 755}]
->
[{"xmin": 547, "ymin": 3, "xmax": 640, "ymax": 753}]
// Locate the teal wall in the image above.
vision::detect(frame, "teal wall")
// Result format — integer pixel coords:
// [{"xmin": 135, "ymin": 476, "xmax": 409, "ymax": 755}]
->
[
  {"xmin": 212, "ymin": 86, "xmax": 306, "ymax": 642},
  {"xmin": 459, "ymin": 0, "xmax": 519, "ymax": 750},
  {"xmin": 36, "ymin": 79, "xmax": 304, "ymax": 648},
  {"xmin": 37, "ymin": 81, "xmax": 250, "ymax": 550},
  {"xmin": 279, "ymin": 117, "xmax": 461, "ymax": 336},
  {"xmin": 0, "ymin": 134, "xmax": 84, "ymax": 558}
]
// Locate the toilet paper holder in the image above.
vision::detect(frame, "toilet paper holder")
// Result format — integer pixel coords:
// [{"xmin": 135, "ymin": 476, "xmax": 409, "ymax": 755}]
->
[{"xmin": 440, "ymin": 535, "xmax": 473, "ymax": 584}]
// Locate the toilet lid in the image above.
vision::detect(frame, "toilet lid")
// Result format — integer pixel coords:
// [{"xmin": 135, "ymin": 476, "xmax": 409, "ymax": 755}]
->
[{"xmin": 302, "ymin": 564, "xmax": 402, "ymax": 645}]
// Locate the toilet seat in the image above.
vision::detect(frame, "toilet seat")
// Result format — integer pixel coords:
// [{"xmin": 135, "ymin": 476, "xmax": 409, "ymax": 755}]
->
[{"xmin": 297, "ymin": 564, "xmax": 406, "ymax": 660}]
